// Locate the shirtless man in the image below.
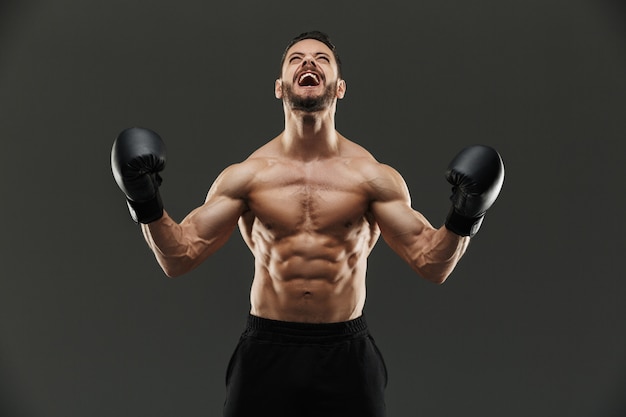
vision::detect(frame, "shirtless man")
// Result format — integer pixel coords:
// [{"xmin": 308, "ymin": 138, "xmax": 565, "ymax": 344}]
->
[{"xmin": 111, "ymin": 31, "xmax": 504, "ymax": 417}]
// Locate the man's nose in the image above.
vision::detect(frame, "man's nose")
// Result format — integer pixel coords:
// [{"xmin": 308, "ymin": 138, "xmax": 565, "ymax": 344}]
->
[{"xmin": 301, "ymin": 57, "xmax": 317, "ymax": 67}]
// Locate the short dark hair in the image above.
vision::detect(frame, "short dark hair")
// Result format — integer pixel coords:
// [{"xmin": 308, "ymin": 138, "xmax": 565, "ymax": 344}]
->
[{"xmin": 279, "ymin": 31, "xmax": 343, "ymax": 78}]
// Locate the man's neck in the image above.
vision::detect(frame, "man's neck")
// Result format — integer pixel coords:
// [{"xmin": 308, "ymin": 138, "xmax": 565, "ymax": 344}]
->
[{"xmin": 281, "ymin": 105, "xmax": 339, "ymax": 161}]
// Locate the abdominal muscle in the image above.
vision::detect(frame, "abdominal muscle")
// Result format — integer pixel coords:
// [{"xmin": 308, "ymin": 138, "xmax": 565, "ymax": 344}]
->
[{"xmin": 246, "ymin": 224, "xmax": 374, "ymax": 324}]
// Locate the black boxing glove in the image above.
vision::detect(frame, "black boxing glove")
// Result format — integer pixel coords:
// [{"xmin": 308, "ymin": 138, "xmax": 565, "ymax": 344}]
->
[
  {"xmin": 444, "ymin": 145, "xmax": 504, "ymax": 237},
  {"xmin": 111, "ymin": 127, "xmax": 166, "ymax": 224}
]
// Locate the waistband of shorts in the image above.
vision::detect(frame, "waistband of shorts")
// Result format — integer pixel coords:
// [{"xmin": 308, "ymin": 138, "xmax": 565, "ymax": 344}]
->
[{"xmin": 245, "ymin": 314, "xmax": 369, "ymax": 339}]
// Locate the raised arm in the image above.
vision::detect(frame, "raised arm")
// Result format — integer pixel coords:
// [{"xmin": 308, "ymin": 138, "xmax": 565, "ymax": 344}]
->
[
  {"xmin": 369, "ymin": 165, "xmax": 469, "ymax": 284},
  {"xmin": 141, "ymin": 164, "xmax": 248, "ymax": 277},
  {"xmin": 111, "ymin": 127, "xmax": 250, "ymax": 277},
  {"xmin": 369, "ymin": 145, "xmax": 504, "ymax": 284}
]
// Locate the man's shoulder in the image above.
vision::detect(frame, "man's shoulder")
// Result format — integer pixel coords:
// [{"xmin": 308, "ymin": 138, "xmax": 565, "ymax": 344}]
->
[
  {"xmin": 210, "ymin": 152, "xmax": 274, "ymax": 198},
  {"xmin": 338, "ymin": 138, "xmax": 397, "ymax": 177},
  {"xmin": 336, "ymin": 138, "xmax": 408, "ymax": 201}
]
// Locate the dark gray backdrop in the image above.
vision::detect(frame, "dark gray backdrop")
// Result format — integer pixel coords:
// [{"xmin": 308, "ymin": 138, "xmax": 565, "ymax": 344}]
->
[{"xmin": 1, "ymin": 0, "xmax": 625, "ymax": 416}]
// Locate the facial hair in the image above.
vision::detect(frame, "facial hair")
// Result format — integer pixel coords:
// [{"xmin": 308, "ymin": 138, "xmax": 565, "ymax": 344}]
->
[{"xmin": 282, "ymin": 79, "xmax": 338, "ymax": 113}]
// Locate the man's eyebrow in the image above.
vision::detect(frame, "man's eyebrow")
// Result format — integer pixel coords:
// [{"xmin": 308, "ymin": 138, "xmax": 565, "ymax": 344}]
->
[{"xmin": 287, "ymin": 51, "xmax": 332, "ymax": 58}]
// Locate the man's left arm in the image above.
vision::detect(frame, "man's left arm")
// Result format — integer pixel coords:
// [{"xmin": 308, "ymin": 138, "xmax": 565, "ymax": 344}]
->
[
  {"xmin": 370, "ymin": 181, "xmax": 469, "ymax": 284},
  {"xmin": 369, "ymin": 145, "xmax": 504, "ymax": 284}
]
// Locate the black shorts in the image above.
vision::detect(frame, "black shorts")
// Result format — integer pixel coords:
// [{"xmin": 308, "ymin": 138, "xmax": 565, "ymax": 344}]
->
[{"xmin": 223, "ymin": 314, "xmax": 388, "ymax": 417}]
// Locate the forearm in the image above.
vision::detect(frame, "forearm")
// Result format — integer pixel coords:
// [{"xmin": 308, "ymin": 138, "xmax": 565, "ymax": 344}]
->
[
  {"xmin": 412, "ymin": 226, "xmax": 470, "ymax": 284},
  {"xmin": 141, "ymin": 211, "xmax": 206, "ymax": 277}
]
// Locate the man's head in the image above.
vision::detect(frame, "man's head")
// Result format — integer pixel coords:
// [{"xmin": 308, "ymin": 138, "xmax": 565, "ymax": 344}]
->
[
  {"xmin": 279, "ymin": 31, "xmax": 342, "ymax": 79},
  {"xmin": 275, "ymin": 31, "xmax": 346, "ymax": 113}
]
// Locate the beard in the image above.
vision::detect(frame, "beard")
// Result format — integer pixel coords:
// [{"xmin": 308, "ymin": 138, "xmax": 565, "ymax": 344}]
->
[{"xmin": 282, "ymin": 80, "xmax": 338, "ymax": 113}]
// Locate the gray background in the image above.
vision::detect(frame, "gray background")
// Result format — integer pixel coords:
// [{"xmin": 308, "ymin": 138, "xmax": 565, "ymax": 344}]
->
[{"xmin": 1, "ymin": 0, "xmax": 625, "ymax": 416}]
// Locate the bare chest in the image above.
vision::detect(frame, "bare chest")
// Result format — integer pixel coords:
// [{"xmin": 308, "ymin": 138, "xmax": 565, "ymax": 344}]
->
[{"xmin": 246, "ymin": 161, "xmax": 372, "ymax": 235}]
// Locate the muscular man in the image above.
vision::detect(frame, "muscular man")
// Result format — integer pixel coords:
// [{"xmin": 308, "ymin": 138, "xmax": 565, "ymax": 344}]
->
[{"xmin": 111, "ymin": 31, "xmax": 504, "ymax": 417}]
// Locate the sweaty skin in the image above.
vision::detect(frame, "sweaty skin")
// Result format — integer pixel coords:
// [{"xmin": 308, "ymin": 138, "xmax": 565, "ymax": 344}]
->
[{"xmin": 141, "ymin": 39, "xmax": 469, "ymax": 323}]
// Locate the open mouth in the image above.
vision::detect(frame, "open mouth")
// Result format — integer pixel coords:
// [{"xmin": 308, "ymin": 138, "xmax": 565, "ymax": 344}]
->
[{"xmin": 297, "ymin": 72, "xmax": 321, "ymax": 87}]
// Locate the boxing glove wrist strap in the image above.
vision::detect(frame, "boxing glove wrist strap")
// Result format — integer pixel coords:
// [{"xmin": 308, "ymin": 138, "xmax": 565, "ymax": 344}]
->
[
  {"xmin": 126, "ymin": 192, "xmax": 164, "ymax": 224},
  {"xmin": 445, "ymin": 207, "xmax": 484, "ymax": 237}
]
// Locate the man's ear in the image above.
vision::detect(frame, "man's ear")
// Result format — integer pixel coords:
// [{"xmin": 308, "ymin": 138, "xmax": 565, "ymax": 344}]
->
[
  {"xmin": 275, "ymin": 79, "xmax": 283, "ymax": 99},
  {"xmin": 337, "ymin": 79, "xmax": 347, "ymax": 99}
]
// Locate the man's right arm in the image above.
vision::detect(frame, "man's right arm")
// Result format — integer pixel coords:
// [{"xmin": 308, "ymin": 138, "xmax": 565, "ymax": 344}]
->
[
  {"xmin": 111, "ymin": 127, "xmax": 250, "ymax": 277},
  {"xmin": 141, "ymin": 164, "xmax": 248, "ymax": 277}
]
